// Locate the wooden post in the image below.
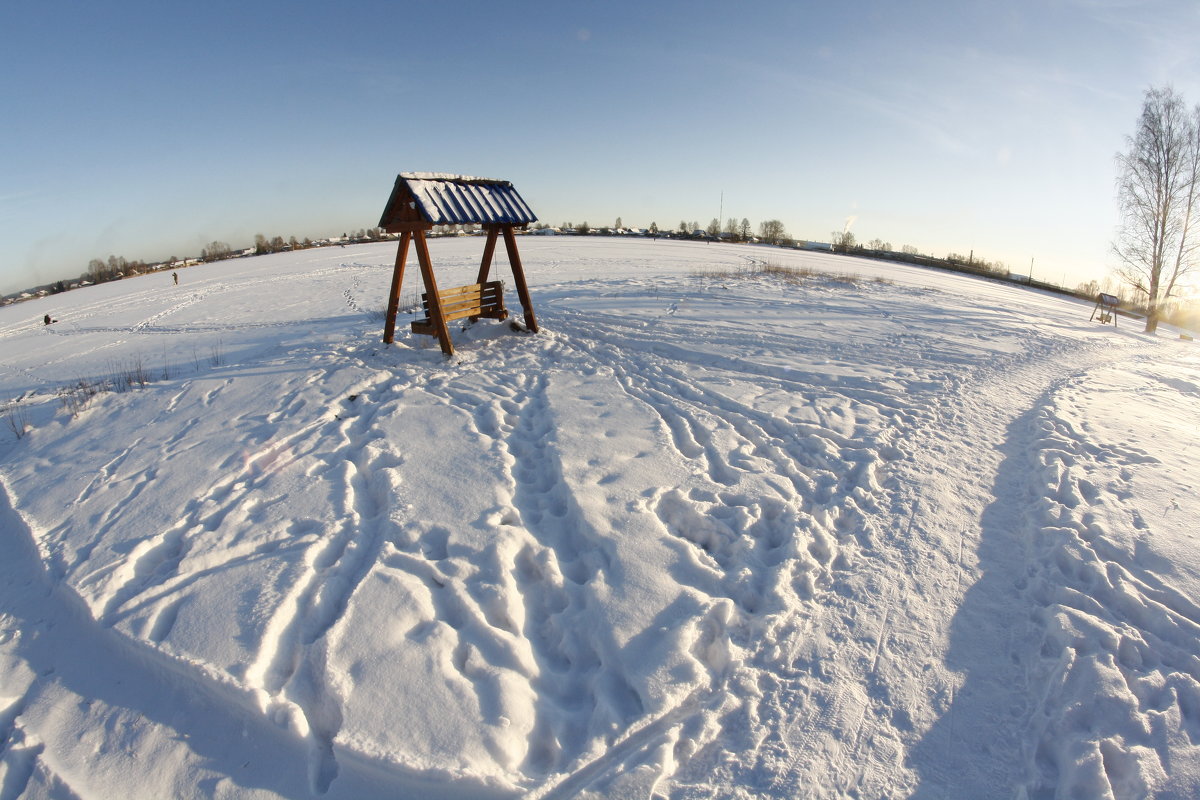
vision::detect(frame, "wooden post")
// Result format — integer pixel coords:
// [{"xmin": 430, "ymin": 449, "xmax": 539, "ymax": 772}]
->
[
  {"xmin": 382, "ymin": 231, "xmax": 411, "ymax": 344},
  {"xmin": 476, "ymin": 226, "xmax": 499, "ymax": 284},
  {"xmin": 501, "ymin": 225, "xmax": 539, "ymax": 333},
  {"xmin": 414, "ymin": 229, "xmax": 455, "ymax": 356},
  {"xmin": 472, "ymin": 226, "xmax": 501, "ymax": 323}
]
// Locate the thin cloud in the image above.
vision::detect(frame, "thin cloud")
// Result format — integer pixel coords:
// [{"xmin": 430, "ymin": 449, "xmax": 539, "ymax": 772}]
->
[
  {"xmin": 0, "ymin": 190, "xmax": 49, "ymax": 221},
  {"xmin": 702, "ymin": 51, "xmax": 977, "ymax": 156},
  {"xmin": 1065, "ymin": 0, "xmax": 1200, "ymax": 84}
]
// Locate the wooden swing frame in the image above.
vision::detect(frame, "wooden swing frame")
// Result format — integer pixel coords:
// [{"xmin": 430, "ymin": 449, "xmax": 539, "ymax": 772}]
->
[
  {"xmin": 1090, "ymin": 292, "xmax": 1120, "ymax": 327},
  {"xmin": 381, "ymin": 223, "xmax": 539, "ymax": 357}
]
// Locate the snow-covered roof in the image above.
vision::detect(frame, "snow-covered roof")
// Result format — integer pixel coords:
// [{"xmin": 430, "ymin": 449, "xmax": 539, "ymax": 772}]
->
[
  {"xmin": 399, "ymin": 171, "xmax": 503, "ymax": 182},
  {"xmin": 378, "ymin": 173, "xmax": 537, "ymax": 229}
]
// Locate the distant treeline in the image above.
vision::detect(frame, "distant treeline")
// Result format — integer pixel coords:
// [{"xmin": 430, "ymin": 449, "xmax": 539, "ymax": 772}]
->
[
  {"xmin": 7, "ymin": 221, "xmax": 1198, "ymax": 334},
  {"xmin": 838, "ymin": 245, "xmax": 1199, "ymax": 332},
  {"xmin": 75, "ymin": 229, "xmax": 395, "ymax": 288}
]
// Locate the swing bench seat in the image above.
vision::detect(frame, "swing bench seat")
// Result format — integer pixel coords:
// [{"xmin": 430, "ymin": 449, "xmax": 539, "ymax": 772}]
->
[{"xmin": 411, "ymin": 280, "xmax": 508, "ymax": 336}]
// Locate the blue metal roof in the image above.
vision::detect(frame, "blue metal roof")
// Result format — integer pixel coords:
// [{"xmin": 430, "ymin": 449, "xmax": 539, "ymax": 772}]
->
[{"xmin": 379, "ymin": 173, "xmax": 537, "ymax": 228}]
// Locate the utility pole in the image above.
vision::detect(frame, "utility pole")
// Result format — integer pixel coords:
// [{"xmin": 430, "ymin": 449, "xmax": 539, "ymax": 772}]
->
[{"xmin": 1028, "ymin": 257, "xmax": 1034, "ymax": 283}]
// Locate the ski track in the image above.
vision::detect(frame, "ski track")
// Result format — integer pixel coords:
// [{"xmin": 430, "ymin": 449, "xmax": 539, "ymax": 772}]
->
[
  {"xmin": 278, "ymin": 282, "xmax": 919, "ymax": 793},
  {"xmin": 458, "ymin": 289, "xmax": 916, "ymax": 793},
  {"xmin": 0, "ymin": 475, "xmax": 515, "ymax": 800},
  {"xmin": 1, "ymin": 262, "xmax": 383, "ymax": 403},
  {"xmin": 50, "ymin": 350, "xmax": 418, "ymax": 793},
  {"xmin": 242, "ymin": 367, "xmax": 410, "ymax": 795},
  {"xmin": 1009, "ymin": 373, "xmax": 1200, "ymax": 797},
  {"xmin": 2, "ymin": 253, "xmax": 1194, "ymax": 797},
  {"xmin": 611, "ymin": 290, "xmax": 1152, "ymax": 797},
  {"xmin": 897, "ymin": 329, "xmax": 1200, "ymax": 798},
  {"xmin": 406, "ymin": 362, "xmax": 653, "ymax": 780},
  {"xmin": 0, "ymin": 271, "xmax": 1029, "ymax": 795}
]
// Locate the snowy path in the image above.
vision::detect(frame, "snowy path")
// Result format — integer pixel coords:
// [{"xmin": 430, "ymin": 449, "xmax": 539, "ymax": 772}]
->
[
  {"xmin": 899, "ymin": 343, "xmax": 1200, "ymax": 798},
  {"xmin": 0, "ymin": 480, "xmax": 514, "ymax": 800},
  {"xmin": 1, "ymin": 238, "xmax": 1197, "ymax": 798}
]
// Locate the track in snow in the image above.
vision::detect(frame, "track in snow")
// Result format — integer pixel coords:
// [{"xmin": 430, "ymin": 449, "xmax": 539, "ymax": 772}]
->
[{"xmin": 2, "ymin": 240, "xmax": 1195, "ymax": 798}]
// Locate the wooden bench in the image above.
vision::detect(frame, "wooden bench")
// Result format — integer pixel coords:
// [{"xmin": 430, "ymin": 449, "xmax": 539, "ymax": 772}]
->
[{"xmin": 411, "ymin": 280, "xmax": 508, "ymax": 336}]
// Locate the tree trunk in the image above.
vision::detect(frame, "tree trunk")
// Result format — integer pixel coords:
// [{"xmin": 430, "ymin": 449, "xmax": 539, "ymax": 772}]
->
[{"xmin": 1145, "ymin": 272, "xmax": 1161, "ymax": 333}]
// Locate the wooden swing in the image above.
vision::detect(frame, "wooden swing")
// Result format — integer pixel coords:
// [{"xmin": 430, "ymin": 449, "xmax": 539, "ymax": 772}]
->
[
  {"xmin": 377, "ymin": 173, "xmax": 539, "ymax": 357},
  {"xmin": 1090, "ymin": 292, "xmax": 1120, "ymax": 327}
]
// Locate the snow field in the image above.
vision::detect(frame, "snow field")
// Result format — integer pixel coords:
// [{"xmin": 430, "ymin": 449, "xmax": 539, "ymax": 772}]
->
[
  {"xmin": 1018, "ymin": 359, "xmax": 1200, "ymax": 795},
  {"xmin": 0, "ymin": 237, "xmax": 1197, "ymax": 798}
]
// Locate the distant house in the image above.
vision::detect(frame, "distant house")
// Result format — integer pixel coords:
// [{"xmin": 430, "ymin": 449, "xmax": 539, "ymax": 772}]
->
[{"xmin": 799, "ymin": 241, "xmax": 834, "ymax": 252}]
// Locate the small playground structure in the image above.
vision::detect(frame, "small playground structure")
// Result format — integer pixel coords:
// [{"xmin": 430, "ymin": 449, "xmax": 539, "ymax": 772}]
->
[
  {"xmin": 377, "ymin": 173, "xmax": 539, "ymax": 356},
  {"xmin": 1090, "ymin": 292, "xmax": 1120, "ymax": 327}
]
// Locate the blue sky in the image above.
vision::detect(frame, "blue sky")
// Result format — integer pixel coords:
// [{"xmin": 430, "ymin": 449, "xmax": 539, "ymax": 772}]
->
[{"xmin": 2, "ymin": 0, "xmax": 1198, "ymax": 295}]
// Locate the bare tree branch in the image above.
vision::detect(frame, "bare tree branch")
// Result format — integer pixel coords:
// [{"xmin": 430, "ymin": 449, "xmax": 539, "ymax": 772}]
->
[{"xmin": 1113, "ymin": 87, "xmax": 1196, "ymax": 333}]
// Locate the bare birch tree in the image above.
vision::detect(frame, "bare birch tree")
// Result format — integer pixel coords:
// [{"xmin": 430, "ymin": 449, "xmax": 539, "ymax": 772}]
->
[
  {"xmin": 1113, "ymin": 87, "xmax": 1200, "ymax": 333},
  {"xmin": 724, "ymin": 217, "xmax": 739, "ymax": 241},
  {"xmin": 759, "ymin": 219, "xmax": 787, "ymax": 245},
  {"xmin": 1168, "ymin": 104, "xmax": 1200, "ymax": 299}
]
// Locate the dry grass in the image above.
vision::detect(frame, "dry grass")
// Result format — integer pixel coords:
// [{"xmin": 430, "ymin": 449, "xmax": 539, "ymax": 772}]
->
[
  {"xmin": 53, "ymin": 351, "xmax": 209, "ymax": 421},
  {"xmin": 690, "ymin": 260, "xmax": 892, "ymax": 287},
  {"xmin": 58, "ymin": 378, "xmax": 103, "ymax": 418},
  {"xmin": 3, "ymin": 401, "xmax": 30, "ymax": 439}
]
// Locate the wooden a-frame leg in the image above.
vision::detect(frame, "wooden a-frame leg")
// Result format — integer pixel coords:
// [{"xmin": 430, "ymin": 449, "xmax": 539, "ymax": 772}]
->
[
  {"xmin": 472, "ymin": 226, "xmax": 500, "ymax": 322},
  {"xmin": 383, "ymin": 232, "xmax": 411, "ymax": 344},
  {"xmin": 501, "ymin": 225, "xmax": 539, "ymax": 333},
  {"xmin": 476, "ymin": 226, "xmax": 499, "ymax": 285},
  {"xmin": 414, "ymin": 230, "xmax": 454, "ymax": 356}
]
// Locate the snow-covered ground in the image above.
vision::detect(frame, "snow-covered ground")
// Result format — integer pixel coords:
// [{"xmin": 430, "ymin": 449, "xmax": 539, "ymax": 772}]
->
[{"xmin": 1, "ymin": 237, "xmax": 1197, "ymax": 798}]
